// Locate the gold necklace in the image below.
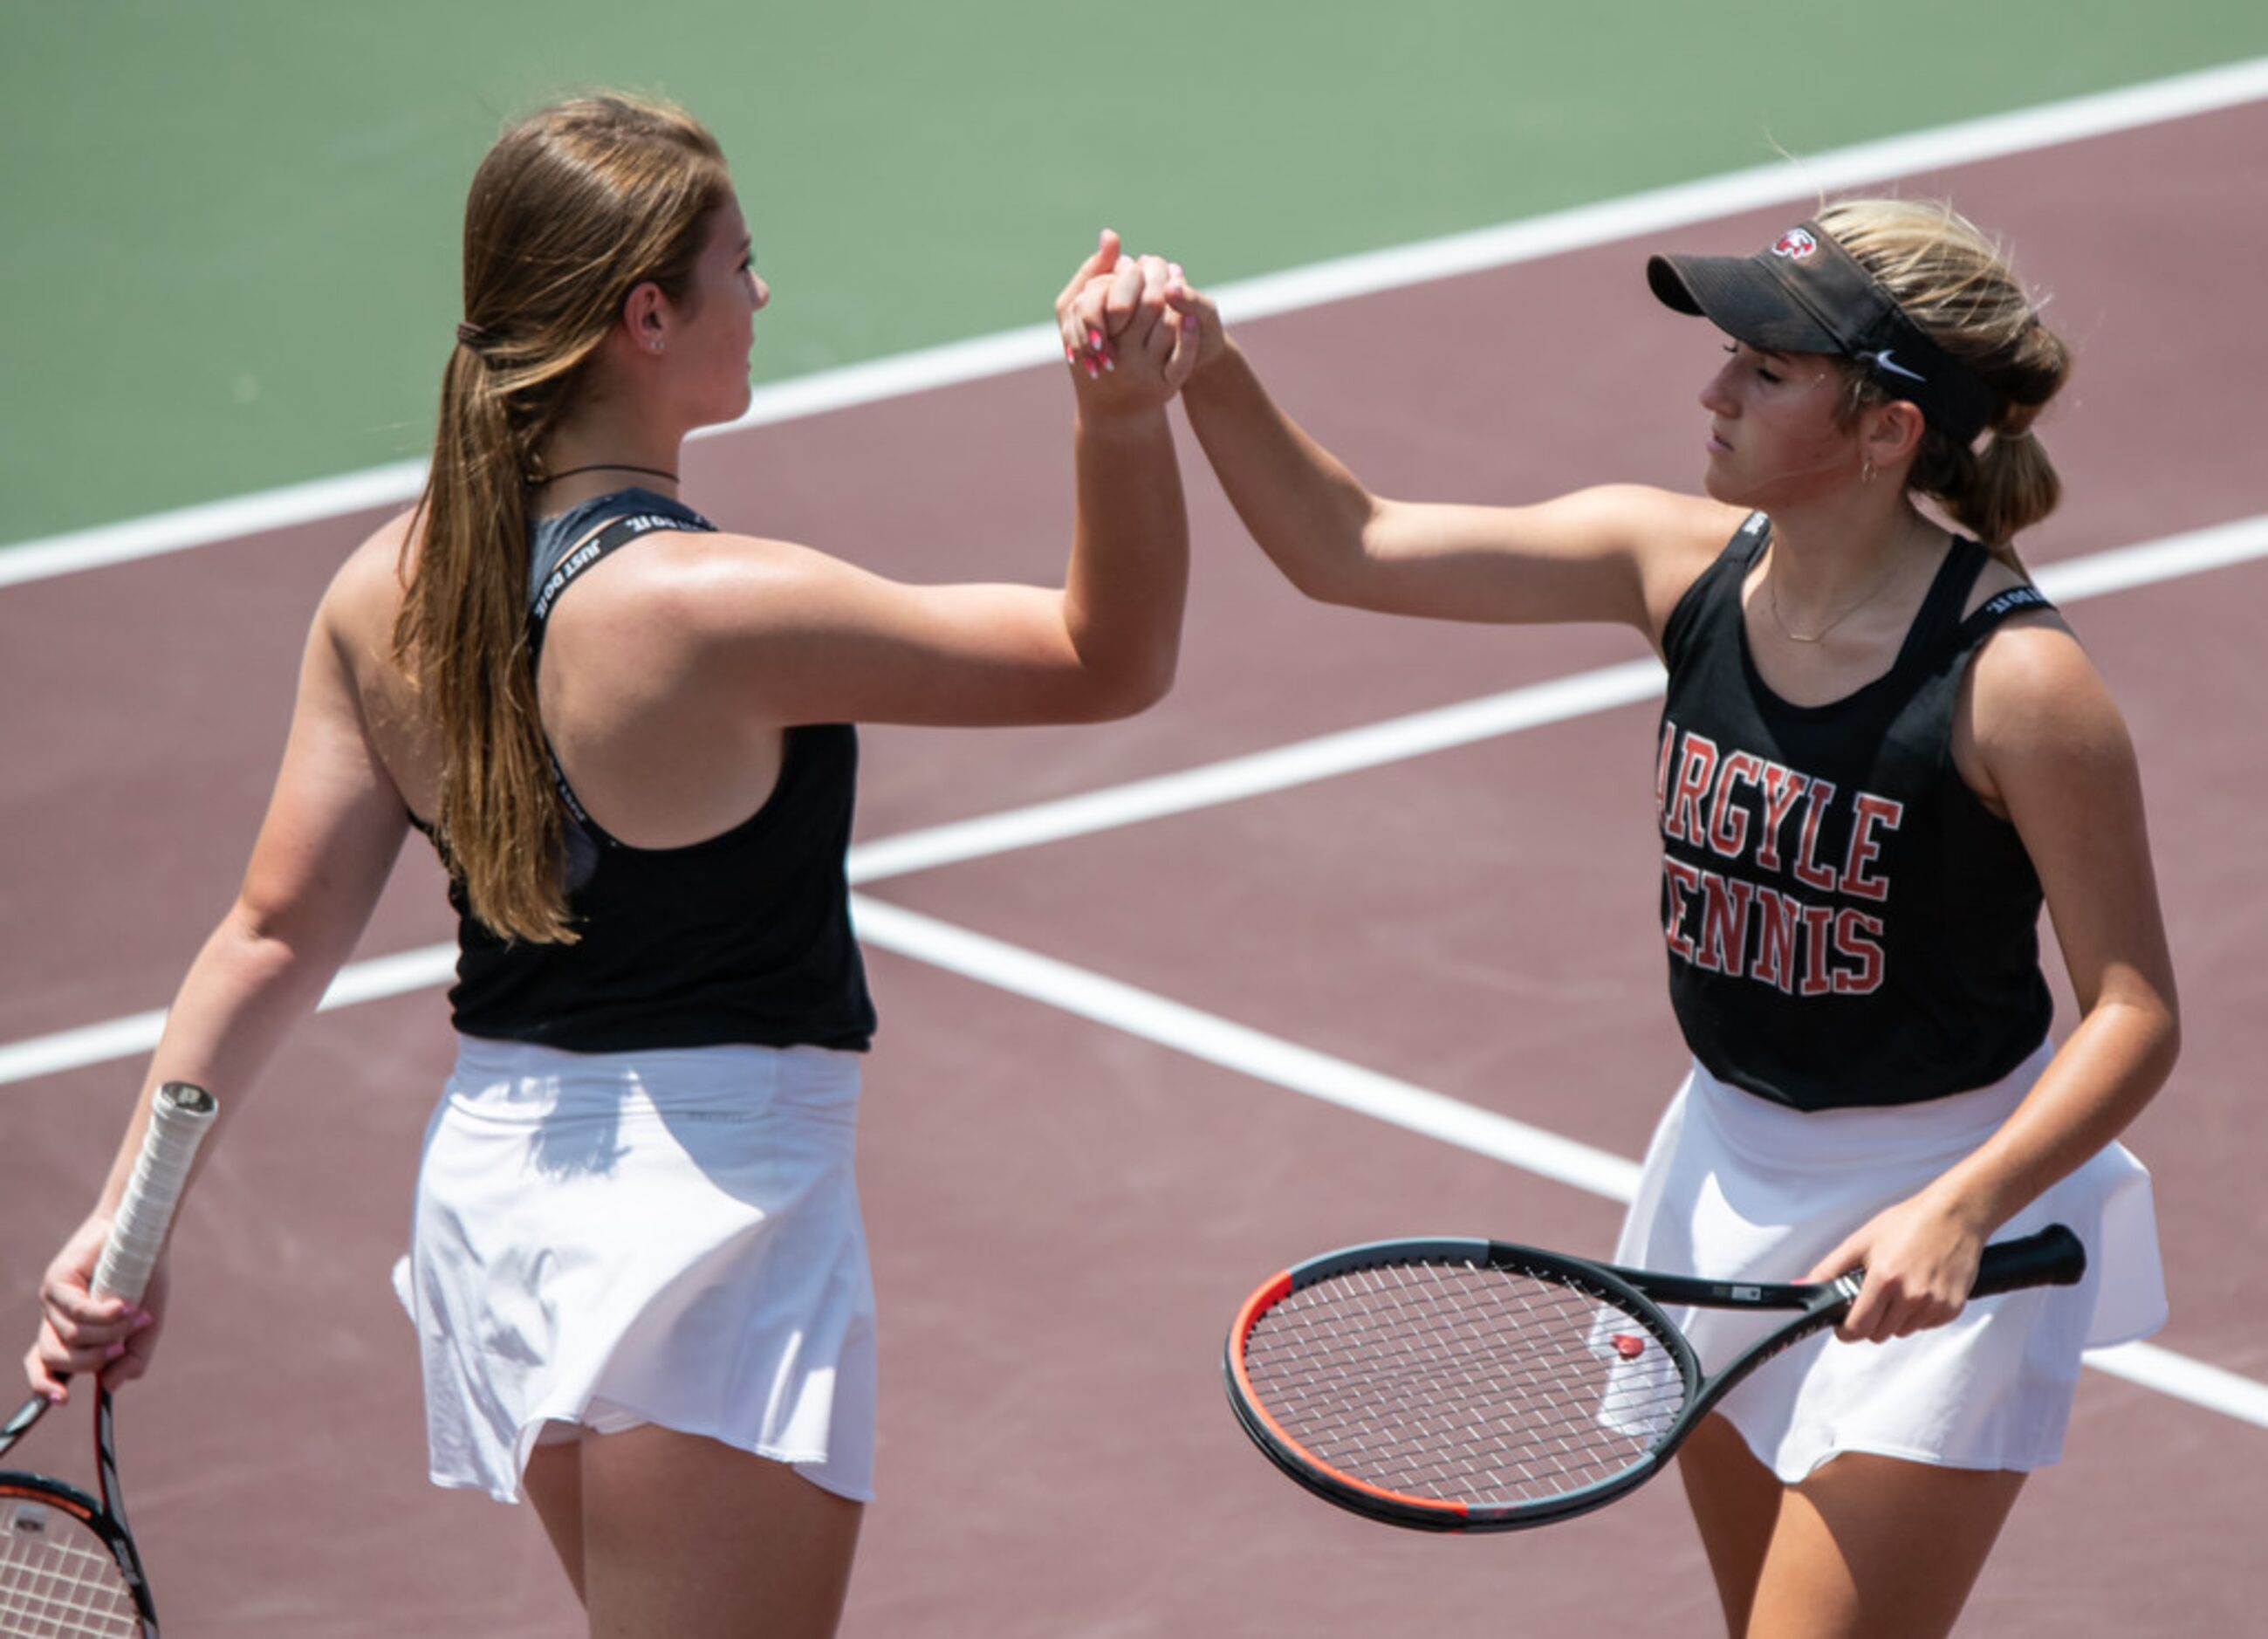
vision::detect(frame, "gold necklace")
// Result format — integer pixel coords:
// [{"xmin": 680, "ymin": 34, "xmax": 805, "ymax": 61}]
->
[{"xmin": 1763, "ymin": 541, "xmax": 1913, "ymax": 645}]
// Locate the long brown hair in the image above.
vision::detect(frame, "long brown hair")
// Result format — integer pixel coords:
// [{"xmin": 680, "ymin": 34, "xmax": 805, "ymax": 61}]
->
[
  {"xmin": 1819, "ymin": 198, "xmax": 2073, "ymax": 570},
  {"xmin": 395, "ymin": 95, "xmax": 730, "ymax": 943}
]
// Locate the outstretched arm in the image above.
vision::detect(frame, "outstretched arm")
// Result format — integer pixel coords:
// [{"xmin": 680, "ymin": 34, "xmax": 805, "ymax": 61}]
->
[
  {"xmin": 1068, "ymin": 267, "xmax": 1737, "ymax": 644},
  {"xmin": 664, "ymin": 235, "xmax": 1202, "ymax": 729}
]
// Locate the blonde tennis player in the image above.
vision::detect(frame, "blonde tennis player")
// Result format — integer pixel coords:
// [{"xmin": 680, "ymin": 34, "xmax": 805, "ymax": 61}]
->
[{"xmin": 1076, "ymin": 202, "xmax": 2179, "ymax": 1638}]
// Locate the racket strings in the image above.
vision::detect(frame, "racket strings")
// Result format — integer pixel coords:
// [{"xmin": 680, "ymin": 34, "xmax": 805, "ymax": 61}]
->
[
  {"xmin": 0, "ymin": 1501, "xmax": 140, "ymax": 1638},
  {"xmin": 1242, "ymin": 1258, "xmax": 1690, "ymax": 1508}
]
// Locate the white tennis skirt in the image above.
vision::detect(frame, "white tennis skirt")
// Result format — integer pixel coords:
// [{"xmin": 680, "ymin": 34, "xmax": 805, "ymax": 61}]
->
[
  {"xmin": 1612, "ymin": 1043, "xmax": 2165, "ymax": 1482},
  {"xmin": 394, "ymin": 1036, "xmax": 877, "ymax": 1504}
]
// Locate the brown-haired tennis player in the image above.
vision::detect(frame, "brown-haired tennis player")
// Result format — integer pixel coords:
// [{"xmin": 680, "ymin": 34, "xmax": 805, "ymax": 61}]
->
[
  {"xmin": 1079, "ymin": 201, "xmax": 2178, "ymax": 1637},
  {"xmin": 30, "ymin": 93, "xmax": 1198, "ymax": 1638}
]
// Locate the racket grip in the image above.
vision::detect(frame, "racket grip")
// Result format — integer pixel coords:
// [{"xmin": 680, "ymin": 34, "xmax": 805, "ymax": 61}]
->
[
  {"xmin": 89, "ymin": 1081, "xmax": 221, "ymax": 1306},
  {"xmin": 1970, "ymin": 1224, "xmax": 2086, "ymax": 1300}
]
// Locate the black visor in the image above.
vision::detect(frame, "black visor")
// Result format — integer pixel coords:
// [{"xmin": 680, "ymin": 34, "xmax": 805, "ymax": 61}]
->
[{"xmin": 1648, "ymin": 222, "xmax": 1997, "ymax": 445}]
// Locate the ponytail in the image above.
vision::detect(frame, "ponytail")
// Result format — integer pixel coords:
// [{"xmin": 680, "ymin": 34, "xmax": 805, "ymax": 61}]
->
[
  {"xmin": 394, "ymin": 95, "xmax": 729, "ymax": 943},
  {"xmin": 396, "ymin": 340, "xmax": 573, "ymax": 942},
  {"xmin": 1818, "ymin": 199, "xmax": 2074, "ymax": 571}
]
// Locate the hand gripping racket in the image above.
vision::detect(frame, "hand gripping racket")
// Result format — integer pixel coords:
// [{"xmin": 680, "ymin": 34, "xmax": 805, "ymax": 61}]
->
[
  {"xmin": 2, "ymin": 1081, "xmax": 220, "ymax": 1636},
  {"xmin": 1223, "ymin": 1224, "xmax": 2085, "ymax": 1533}
]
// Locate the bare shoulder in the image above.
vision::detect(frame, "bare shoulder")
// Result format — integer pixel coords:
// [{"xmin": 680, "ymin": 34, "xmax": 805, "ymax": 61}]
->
[
  {"xmin": 606, "ymin": 525, "xmax": 888, "ymax": 637},
  {"xmin": 318, "ymin": 511, "xmax": 417, "ymax": 641},
  {"xmin": 1957, "ymin": 607, "xmax": 2135, "ymax": 813}
]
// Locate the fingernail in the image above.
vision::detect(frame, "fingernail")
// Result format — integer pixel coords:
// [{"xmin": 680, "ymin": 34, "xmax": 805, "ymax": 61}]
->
[
  {"xmin": 1083, "ymin": 358, "xmax": 1099, "ymax": 381},
  {"xmin": 132, "ymin": 1310, "xmax": 154, "ymax": 1329},
  {"xmin": 104, "ymin": 1341, "xmax": 126, "ymax": 1361},
  {"xmin": 1101, "ymin": 352, "xmax": 1115, "ymax": 373},
  {"xmin": 1086, "ymin": 328, "xmax": 1104, "ymax": 350}
]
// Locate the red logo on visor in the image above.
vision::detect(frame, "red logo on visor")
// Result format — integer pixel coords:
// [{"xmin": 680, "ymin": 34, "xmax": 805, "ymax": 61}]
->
[{"xmin": 1771, "ymin": 228, "xmax": 1818, "ymax": 260}]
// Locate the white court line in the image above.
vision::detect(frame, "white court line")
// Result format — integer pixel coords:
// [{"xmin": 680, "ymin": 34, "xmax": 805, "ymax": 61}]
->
[
  {"xmin": 3, "ymin": 54, "xmax": 2265, "ymax": 588},
  {"xmin": 847, "ymin": 660, "xmax": 1669, "ymax": 881},
  {"xmin": 845, "ymin": 896, "xmax": 2268, "ymax": 1431},
  {"xmin": 3, "ymin": 512, "xmax": 2265, "ymax": 1093}
]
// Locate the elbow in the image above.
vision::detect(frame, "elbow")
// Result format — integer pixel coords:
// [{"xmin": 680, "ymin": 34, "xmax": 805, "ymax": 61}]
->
[
  {"xmin": 1280, "ymin": 554, "xmax": 1358, "ymax": 607},
  {"xmin": 219, "ymin": 894, "xmax": 349, "ymax": 994},
  {"xmin": 1079, "ymin": 643, "xmax": 1180, "ymax": 722},
  {"xmin": 1271, "ymin": 497, "xmax": 1391, "ymax": 610},
  {"xmin": 2151, "ymin": 1004, "xmax": 2182, "ymax": 1086}
]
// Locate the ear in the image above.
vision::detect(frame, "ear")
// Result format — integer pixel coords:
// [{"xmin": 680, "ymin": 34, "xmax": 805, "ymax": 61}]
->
[
  {"xmin": 620, "ymin": 280, "xmax": 669, "ymax": 355},
  {"xmin": 1861, "ymin": 398, "xmax": 1928, "ymax": 470}
]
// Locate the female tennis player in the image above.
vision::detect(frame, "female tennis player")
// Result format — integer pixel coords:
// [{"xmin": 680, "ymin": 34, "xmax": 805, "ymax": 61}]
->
[
  {"xmin": 1076, "ymin": 202, "xmax": 2180, "ymax": 1636},
  {"xmin": 27, "ymin": 94, "xmax": 1196, "ymax": 1637}
]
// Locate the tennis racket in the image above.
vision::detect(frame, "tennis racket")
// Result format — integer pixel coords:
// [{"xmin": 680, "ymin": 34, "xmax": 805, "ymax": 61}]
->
[
  {"xmin": 2, "ymin": 1081, "xmax": 220, "ymax": 1636},
  {"xmin": 1223, "ymin": 1223, "xmax": 2084, "ymax": 1533}
]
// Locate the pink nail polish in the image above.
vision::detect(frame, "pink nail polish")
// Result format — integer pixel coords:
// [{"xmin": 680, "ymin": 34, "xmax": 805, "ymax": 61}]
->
[{"xmin": 104, "ymin": 1341, "xmax": 126, "ymax": 1361}]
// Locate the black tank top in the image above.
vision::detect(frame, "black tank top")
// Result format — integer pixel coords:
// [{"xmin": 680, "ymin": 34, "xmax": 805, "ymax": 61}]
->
[
  {"xmin": 1655, "ymin": 512, "xmax": 2052, "ymax": 1110},
  {"xmin": 441, "ymin": 489, "xmax": 876, "ymax": 1053}
]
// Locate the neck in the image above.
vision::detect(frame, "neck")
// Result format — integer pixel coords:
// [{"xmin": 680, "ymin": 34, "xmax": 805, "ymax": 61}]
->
[
  {"xmin": 536, "ymin": 400, "xmax": 688, "ymax": 509},
  {"xmin": 1754, "ymin": 490, "xmax": 1945, "ymax": 649},
  {"xmin": 1762, "ymin": 489, "xmax": 1933, "ymax": 602}
]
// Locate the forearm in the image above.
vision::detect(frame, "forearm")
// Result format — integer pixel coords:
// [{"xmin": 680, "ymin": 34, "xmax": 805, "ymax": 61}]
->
[
  {"xmin": 1922, "ymin": 995, "xmax": 2179, "ymax": 1238},
  {"xmin": 96, "ymin": 902, "xmax": 358, "ymax": 1214},
  {"xmin": 1060, "ymin": 405, "xmax": 1189, "ymax": 717},
  {"xmin": 1179, "ymin": 341, "xmax": 1379, "ymax": 604}
]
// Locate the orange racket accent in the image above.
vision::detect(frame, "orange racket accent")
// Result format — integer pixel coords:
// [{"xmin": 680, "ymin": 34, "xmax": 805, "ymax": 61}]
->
[{"xmin": 1229, "ymin": 1271, "xmax": 1471, "ymax": 1525}]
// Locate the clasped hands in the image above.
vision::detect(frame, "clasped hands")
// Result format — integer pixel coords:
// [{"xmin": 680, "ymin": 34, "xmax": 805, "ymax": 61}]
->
[{"xmin": 1052, "ymin": 230, "xmax": 1222, "ymax": 410}]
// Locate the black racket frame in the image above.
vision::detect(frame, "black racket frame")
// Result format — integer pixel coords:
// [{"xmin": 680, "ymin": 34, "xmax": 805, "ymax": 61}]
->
[
  {"xmin": 0, "ymin": 1383, "xmax": 160, "ymax": 1635},
  {"xmin": 1224, "ymin": 1226, "xmax": 2084, "ymax": 1533}
]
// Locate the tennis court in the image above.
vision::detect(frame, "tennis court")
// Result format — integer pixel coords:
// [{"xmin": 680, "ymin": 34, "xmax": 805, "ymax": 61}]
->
[{"xmin": 3, "ymin": 26, "xmax": 2265, "ymax": 1638}]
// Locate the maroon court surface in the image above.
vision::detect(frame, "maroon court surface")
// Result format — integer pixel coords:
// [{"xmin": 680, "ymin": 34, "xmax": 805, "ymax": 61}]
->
[{"xmin": 3, "ymin": 100, "xmax": 2265, "ymax": 1635}]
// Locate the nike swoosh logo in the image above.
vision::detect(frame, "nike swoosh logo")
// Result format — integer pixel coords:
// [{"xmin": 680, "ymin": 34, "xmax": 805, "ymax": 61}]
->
[{"xmin": 1867, "ymin": 349, "xmax": 1927, "ymax": 384}]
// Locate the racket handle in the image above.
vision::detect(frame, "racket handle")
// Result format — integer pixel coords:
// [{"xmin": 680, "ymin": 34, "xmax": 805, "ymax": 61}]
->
[
  {"xmin": 89, "ymin": 1081, "xmax": 221, "ymax": 1306},
  {"xmin": 1970, "ymin": 1224, "xmax": 2086, "ymax": 1299}
]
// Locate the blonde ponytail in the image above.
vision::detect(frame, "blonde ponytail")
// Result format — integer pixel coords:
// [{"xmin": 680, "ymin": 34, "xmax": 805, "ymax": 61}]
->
[{"xmin": 1818, "ymin": 199, "xmax": 2073, "ymax": 570}]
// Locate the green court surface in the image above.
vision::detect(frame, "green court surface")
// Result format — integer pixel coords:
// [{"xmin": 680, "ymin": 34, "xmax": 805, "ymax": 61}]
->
[{"xmin": 4, "ymin": 1, "xmax": 2265, "ymax": 546}]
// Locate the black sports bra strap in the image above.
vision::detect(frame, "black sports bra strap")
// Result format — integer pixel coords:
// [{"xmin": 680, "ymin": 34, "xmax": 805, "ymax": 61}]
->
[
  {"xmin": 524, "ymin": 499, "xmax": 716, "ymax": 852},
  {"xmin": 1956, "ymin": 580, "xmax": 2056, "ymax": 645},
  {"xmin": 527, "ymin": 506, "xmax": 715, "ymax": 660}
]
